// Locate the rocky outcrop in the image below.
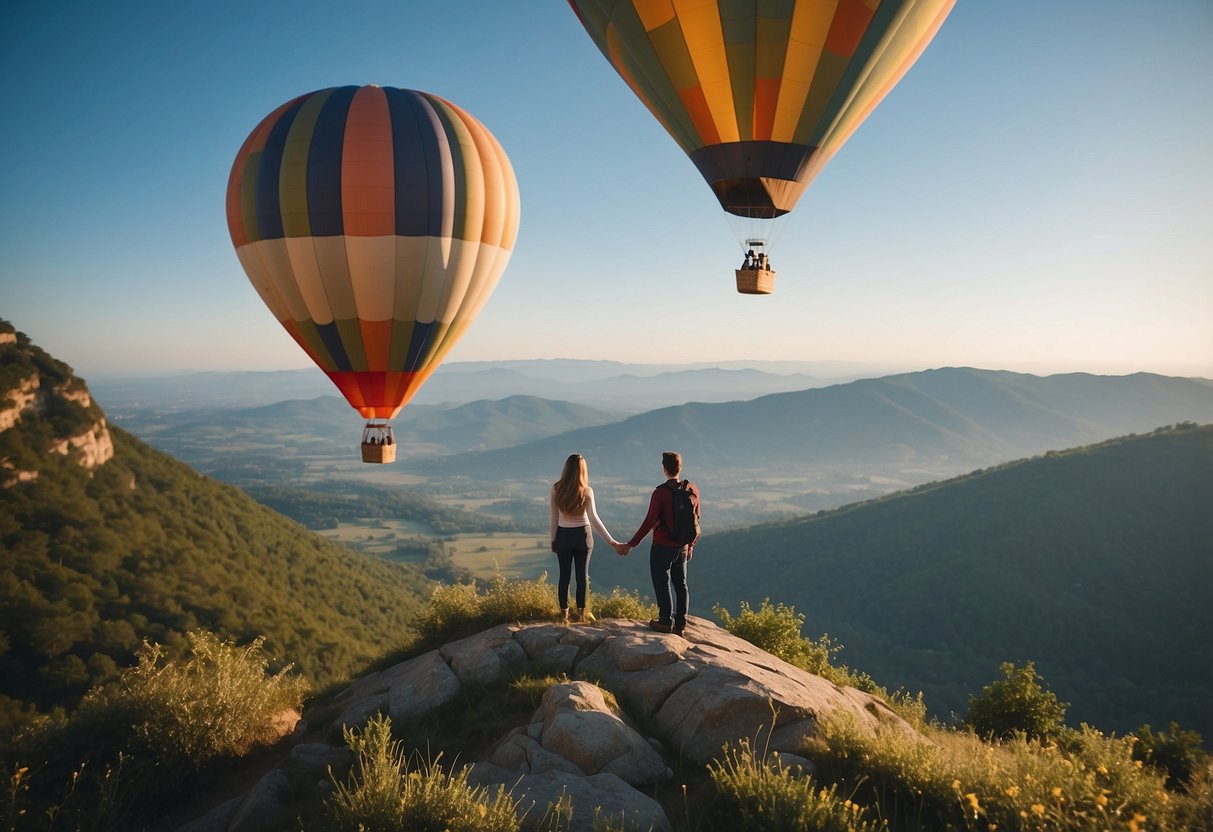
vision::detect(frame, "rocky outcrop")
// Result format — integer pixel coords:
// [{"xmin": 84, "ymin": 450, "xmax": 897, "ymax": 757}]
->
[
  {"xmin": 0, "ymin": 375, "xmax": 39, "ymax": 431},
  {"xmin": 177, "ymin": 617, "xmax": 912, "ymax": 831},
  {"xmin": 0, "ymin": 345, "xmax": 114, "ymax": 482},
  {"xmin": 48, "ymin": 417, "xmax": 114, "ymax": 469},
  {"xmin": 332, "ymin": 617, "xmax": 907, "ymax": 767}
]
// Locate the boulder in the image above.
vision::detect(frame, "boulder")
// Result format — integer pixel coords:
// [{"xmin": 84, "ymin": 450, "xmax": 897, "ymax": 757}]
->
[
  {"xmin": 387, "ymin": 648, "xmax": 461, "ymax": 723},
  {"xmin": 174, "ymin": 797, "xmax": 240, "ymax": 832},
  {"xmin": 227, "ymin": 769, "xmax": 293, "ymax": 832},
  {"xmin": 535, "ymin": 682, "xmax": 670, "ymax": 785},
  {"xmin": 441, "ymin": 624, "xmax": 528, "ymax": 685},
  {"xmin": 177, "ymin": 614, "xmax": 913, "ymax": 832},
  {"xmin": 289, "ymin": 741, "xmax": 354, "ymax": 774},
  {"xmin": 502, "ymin": 771, "xmax": 671, "ymax": 832}
]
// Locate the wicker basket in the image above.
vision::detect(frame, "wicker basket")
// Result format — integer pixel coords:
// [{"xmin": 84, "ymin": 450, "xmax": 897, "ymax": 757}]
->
[
  {"xmin": 361, "ymin": 442, "xmax": 397, "ymax": 464},
  {"xmin": 735, "ymin": 268, "xmax": 775, "ymax": 295}
]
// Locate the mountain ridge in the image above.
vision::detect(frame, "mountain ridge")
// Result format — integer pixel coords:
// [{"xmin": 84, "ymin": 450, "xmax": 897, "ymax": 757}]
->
[
  {"xmin": 689, "ymin": 423, "xmax": 1213, "ymax": 738},
  {"xmin": 0, "ymin": 325, "xmax": 434, "ymax": 735}
]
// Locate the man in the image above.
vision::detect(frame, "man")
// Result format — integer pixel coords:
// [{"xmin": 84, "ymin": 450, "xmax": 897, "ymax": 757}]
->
[{"xmin": 616, "ymin": 451, "xmax": 700, "ymax": 635}]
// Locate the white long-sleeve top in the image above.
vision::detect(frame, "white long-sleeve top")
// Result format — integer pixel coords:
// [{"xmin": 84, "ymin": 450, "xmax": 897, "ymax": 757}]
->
[{"xmin": 550, "ymin": 484, "xmax": 618, "ymax": 546}]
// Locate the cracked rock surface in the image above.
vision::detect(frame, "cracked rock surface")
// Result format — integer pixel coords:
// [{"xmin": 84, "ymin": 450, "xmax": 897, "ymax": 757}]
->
[{"xmin": 179, "ymin": 616, "xmax": 910, "ymax": 831}]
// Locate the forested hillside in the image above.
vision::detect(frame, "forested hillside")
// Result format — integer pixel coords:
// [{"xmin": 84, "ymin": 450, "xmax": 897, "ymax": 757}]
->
[
  {"xmin": 693, "ymin": 424, "xmax": 1213, "ymax": 738},
  {"xmin": 0, "ymin": 326, "xmax": 431, "ymax": 736}
]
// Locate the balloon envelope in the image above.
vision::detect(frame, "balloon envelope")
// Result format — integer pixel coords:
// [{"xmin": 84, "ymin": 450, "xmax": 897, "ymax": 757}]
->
[
  {"xmin": 569, "ymin": 0, "xmax": 953, "ymax": 218},
  {"xmin": 226, "ymin": 85, "xmax": 520, "ymax": 418}
]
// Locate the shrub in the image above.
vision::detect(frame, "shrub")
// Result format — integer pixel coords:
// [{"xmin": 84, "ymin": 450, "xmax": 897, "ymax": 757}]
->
[
  {"xmin": 1171, "ymin": 760, "xmax": 1213, "ymax": 831},
  {"xmin": 964, "ymin": 661, "xmax": 1068, "ymax": 742},
  {"xmin": 326, "ymin": 713, "xmax": 521, "ymax": 832},
  {"xmin": 815, "ymin": 712, "xmax": 1177, "ymax": 831},
  {"xmin": 1133, "ymin": 721, "xmax": 1210, "ymax": 789},
  {"xmin": 416, "ymin": 574, "xmax": 560, "ymax": 647},
  {"xmin": 4, "ymin": 630, "xmax": 306, "ymax": 830},
  {"xmin": 588, "ymin": 586, "xmax": 658, "ymax": 621},
  {"xmin": 707, "ymin": 738, "xmax": 888, "ymax": 831},
  {"xmin": 93, "ymin": 630, "xmax": 307, "ymax": 766},
  {"xmin": 713, "ymin": 599, "xmax": 883, "ymax": 695}
]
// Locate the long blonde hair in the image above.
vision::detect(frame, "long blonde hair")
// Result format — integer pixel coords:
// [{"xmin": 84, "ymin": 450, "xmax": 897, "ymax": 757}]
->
[{"xmin": 553, "ymin": 454, "xmax": 589, "ymax": 515}]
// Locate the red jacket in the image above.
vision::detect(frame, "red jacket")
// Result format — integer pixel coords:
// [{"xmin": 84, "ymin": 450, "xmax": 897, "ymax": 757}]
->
[{"xmin": 627, "ymin": 478, "xmax": 700, "ymax": 550}]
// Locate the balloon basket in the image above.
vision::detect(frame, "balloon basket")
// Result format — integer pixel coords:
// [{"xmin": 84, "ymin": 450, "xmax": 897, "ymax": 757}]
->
[
  {"xmin": 361, "ymin": 422, "xmax": 396, "ymax": 464},
  {"xmin": 736, "ymin": 268, "xmax": 775, "ymax": 295}
]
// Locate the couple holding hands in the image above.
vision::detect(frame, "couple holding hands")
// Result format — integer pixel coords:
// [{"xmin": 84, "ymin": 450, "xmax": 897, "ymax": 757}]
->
[{"xmin": 549, "ymin": 451, "xmax": 701, "ymax": 635}]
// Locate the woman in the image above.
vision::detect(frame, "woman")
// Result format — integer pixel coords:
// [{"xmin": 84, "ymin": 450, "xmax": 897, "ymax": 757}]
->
[{"xmin": 550, "ymin": 453, "xmax": 621, "ymax": 623}]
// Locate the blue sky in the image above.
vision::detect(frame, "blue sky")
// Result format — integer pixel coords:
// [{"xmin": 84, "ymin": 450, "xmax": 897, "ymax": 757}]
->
[{"xmin": 2, "ymin": 1, "xmax": 1211, "ymax": 379}]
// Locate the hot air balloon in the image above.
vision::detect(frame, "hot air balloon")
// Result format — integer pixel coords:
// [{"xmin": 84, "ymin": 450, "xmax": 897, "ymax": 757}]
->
[
  {"xmin": 568, "ymin": 0, "xmax": 953, "ymax": 294},
  {"xmin": 226, "ymin": 85, "xmax": 520, "ymax": 462}
]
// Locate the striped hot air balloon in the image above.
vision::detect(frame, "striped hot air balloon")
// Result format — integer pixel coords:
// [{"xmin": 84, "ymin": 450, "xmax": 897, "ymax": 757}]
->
[
  {"xmin": 568, "ymin": 0, "xmax": 953, "ymax": 219},
  {"xmin": 226, "ymin": 85, "xmax": 520, "ymax": 458}
]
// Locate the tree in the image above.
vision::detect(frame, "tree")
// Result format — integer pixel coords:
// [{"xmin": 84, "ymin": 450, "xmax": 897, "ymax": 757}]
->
[{"xmin": 964, "ymin": 661, "xmax": 1068, "ymax": 741}]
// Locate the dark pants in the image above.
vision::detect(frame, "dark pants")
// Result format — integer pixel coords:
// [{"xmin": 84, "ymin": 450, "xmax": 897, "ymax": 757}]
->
[
  {"xmin": 555, "ymin": 525, "xmax": 592, "ymax": 609},
  {"xmin": 650, "ymin": 544, "xmax": 688, "ymax": 627}
]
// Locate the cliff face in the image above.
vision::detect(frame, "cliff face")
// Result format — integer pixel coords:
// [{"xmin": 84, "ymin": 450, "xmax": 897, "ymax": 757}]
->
[{"xmin": 0, "ymin": 323, "xmax": 114, "ymax": 485}]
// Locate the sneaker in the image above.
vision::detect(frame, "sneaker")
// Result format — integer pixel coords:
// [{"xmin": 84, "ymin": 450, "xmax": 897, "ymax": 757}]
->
[{"xmin": 648, "ymin": 618, "xmax": 673, "ymax": 633}]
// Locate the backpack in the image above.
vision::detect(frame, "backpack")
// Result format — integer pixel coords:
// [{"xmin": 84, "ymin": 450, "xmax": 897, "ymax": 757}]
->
[{"xmin": 664, "ymin": 480, "xmax": 700, "ymax": 545}]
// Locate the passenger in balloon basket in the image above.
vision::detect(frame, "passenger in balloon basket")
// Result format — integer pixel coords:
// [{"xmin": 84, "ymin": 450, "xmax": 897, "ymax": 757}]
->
[
  {"xmin": 615, "ymin": 451, "xmax": 701, "ymax": 636},
  {"xmin": 550, "ymin": 454, "xmax": 624, "ymax": 625}
]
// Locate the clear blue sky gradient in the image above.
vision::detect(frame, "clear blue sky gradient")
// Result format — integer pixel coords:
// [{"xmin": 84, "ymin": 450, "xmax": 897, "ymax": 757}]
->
[{"xmin": 2, "ymin": 1, "xmax": 1211, "ymax": 378}]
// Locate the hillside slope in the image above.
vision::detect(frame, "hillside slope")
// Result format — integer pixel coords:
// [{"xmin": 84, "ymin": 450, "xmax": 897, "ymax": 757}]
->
[
  {"xmin": 0, "ymin": 324, "xmax": 431, "ymax": 735},
  {"xmin": 693, "ymin": 424, "xmax": 1213, "ymax": 737}
]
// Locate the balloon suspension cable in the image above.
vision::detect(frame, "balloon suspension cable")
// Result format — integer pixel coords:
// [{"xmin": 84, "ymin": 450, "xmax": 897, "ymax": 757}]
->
[
  {"xmin": 724, "ymin": 208, "xmax": 788, "ymax": 261},
  {"xmin": 362, "ymin": 421, "xmax": 395, "ymax": 443}
]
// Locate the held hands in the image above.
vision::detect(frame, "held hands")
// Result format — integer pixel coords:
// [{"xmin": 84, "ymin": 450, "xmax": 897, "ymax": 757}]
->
[{"xmin": 613, "ymin": 542, "xmax": 631, "ymax": 556}]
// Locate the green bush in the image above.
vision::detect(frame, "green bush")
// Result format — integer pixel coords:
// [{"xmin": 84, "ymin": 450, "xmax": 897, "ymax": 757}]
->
[
  {"xmin": 326, "ymin": 713, "xmax": 521, "ymax": 832},
  {"xmin": 815, "ymin": 712, "xmax": 1178, "ymax": 831},
  {"xmin": 713, "ymin": 599, "xmax": 884, "ymax": 695},
  {"xmin": 1171, "ymin": 761, "xmax": 1213, "ymax": 831},
  {"xmin": 102, "ymin": 630, "xmax": 307, "ymax": 765},
  {"xmin": 588, "ymin": 586, "xmax": 658, "ymax": 621},
  {"xmin": 964, "ymin": 661, "xmax": 1068, "ymax": 742},
  {"xmin": 1133, "ymin": 721, "xmax": 1210, "ymax": 789},
  {"xmin": 707, "ymin": 738, "xmax": 887, "ymax": 831},
  {"xmin": 415, "ymin": 574, "xmax": 560, "ymax": 647},
  {"xmin": 4, "ymin": 630, "xmax": 307, "ymax": 830}
]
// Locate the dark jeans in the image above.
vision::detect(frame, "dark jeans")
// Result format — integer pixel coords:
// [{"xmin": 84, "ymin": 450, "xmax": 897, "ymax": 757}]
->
[
  {"xmin": 554, "ymin": 525, "xmax": 592, "ymax": 609},
  {"xmin": 650, "ymin": 544, "xmax": 688, "ymax": 627}
]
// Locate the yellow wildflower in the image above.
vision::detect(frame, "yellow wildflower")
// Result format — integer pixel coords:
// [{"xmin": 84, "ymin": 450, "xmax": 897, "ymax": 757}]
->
[
  {"xmin": 1005, "ymin": 785, "xmax": 1020, "ymax": 798},
  {"xmin": 1052, "ymin": 786, "xmax": 1062, "ymax": 798},
  {"xmin": 1096, "ymin": 794, "xmax": 1108, "ymax": 808},
  {"xmin": 1098, "ymin": 764, "xmax": 1109, "ymax": 775},
  {"xmin": 952, "ymin": 779, "xmax": 961, "ymax": 791},
  {"xmin": 966, "ymin": 793, "xmax": 981, "ymax": 812},
  {"xmin": 1031, "ymin": 803, "xmax": 1045, "ymax": 816},
  {"xmin": 1129, "ymin": 812, "xmax": 1147, "ymax": 832}
]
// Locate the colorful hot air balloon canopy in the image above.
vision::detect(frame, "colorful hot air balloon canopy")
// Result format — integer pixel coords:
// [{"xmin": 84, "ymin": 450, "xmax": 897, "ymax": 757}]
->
[
  {"xmin": 569, "ymin": 0, "xmax": 953, "ymax": 218},
  {"xmin": 226, "ymin": 85, "xmax": 520, "ymax": 420}
]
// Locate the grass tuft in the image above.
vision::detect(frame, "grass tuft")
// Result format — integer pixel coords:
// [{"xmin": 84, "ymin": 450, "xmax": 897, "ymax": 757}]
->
[
  {"xmin": 707, "ymin": 737, "xmax": 888, "ymax": 831},
  {"xmin": 326, "ymin": 713, "xmax": 521, "ymax": 832}
]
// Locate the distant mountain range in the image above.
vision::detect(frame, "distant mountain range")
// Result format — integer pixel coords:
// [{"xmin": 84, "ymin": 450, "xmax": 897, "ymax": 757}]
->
[
  {"xmin": 425, "ymin": 367, "xmax": 1213, "ymax": 489},
  {"xmin": 88, "ymin": 359, "xmax": 879, "ymax": 415},
  {"xmin": 99, "ymin": 366, "xmax": 1213, "ymax": 530}
]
